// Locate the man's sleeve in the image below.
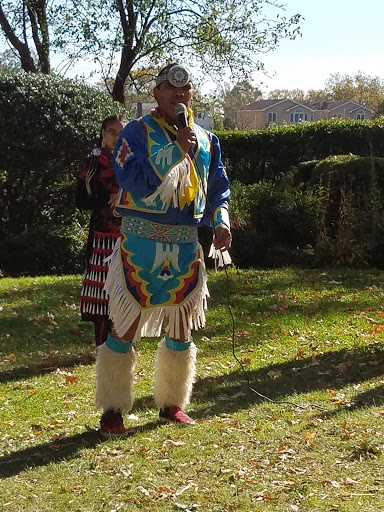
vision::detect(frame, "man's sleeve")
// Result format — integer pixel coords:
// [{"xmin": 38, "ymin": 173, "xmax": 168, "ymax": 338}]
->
[
  {"xmin": 205, "ymin": 132, "xmax": 230, "ymax": 228},
  {"xmin": 113, "ymin": 119, "xmax": 186, "ymax": 196}
]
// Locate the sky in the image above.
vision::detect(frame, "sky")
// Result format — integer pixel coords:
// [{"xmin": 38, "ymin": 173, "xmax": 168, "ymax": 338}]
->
[
  {"xmin": 256, "ymin": 0, "xmax": 384, "ymax": 95},
  {"xmin": 1, "ymin": 0, "xmax": 383, "ymax": 96}
]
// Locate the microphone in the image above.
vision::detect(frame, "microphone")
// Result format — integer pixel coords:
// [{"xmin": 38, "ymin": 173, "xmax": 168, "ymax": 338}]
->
[{"xmin": 175, "ymin": 103, "xmax": 188, "ymax": 128}]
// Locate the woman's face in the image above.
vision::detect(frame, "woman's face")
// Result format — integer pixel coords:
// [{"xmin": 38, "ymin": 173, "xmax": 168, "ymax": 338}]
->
[{"xmin": 102, "ymin": 120, "xmax": 126, "ymax": 150}]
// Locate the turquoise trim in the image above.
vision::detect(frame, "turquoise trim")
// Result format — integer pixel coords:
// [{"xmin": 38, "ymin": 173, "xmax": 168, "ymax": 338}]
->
[
  {"xmin": 121, "ymin": 216, "xmax": 198, "ymax": 244},
  {"xmin": 213, "ymin": 207, "xmax": 230, "ymax": 229},
  {"xmin": 106, "ymin": 334, "xmax": 133, "ymax": 353},
  {"xmin": 114, "ymin": 116, "xmax": 210, "ymax": 218},
  {"xmin": 165, "ymin": 334, "xmax": 191, "ymax": 351}
]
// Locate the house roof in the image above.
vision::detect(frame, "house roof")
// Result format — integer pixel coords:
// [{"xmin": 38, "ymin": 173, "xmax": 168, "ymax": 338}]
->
[
  {"xmin": 348, "ymin": 105, "xmax": 374, "ymax": 113},
  {"xmin": 325, "ymin": 101, "xmax": 374, "ymax": 114},
  {"xmin": 285, "ymin": 102, "xmax": 317, "ymax": 112},
  {"xmin": 241, "ymin": 98, "xmax": 293, "ymax": 111},
  {"xmin": 241, "ymin": 98, "xmax": 374, "ymax": 114},
  {"xmin": 241, "ymin": 98, "xmax": 374, "ymax": 116}
]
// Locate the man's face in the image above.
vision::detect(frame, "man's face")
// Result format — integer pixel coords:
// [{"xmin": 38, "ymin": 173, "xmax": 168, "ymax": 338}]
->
[{"xmin": 154, "ymin": 80, "xmax": 193, "ymax": 126}]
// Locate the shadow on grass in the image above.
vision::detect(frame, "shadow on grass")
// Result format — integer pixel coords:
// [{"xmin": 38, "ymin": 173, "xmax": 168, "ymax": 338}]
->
[
  {"xmin": 318, "ymin": 383, "xmax": 384, "ymax": 421},
  {"xmin": 0, "ymin": 431, "xmax": 101, "ymax": 479},
  {"xmin": 0, "ymin": 353, "xmax": 96, "ymax": 383},
  {"xmin": 1, "ymin": 344, "xmax": 383, "ymax": 478},
  {"xmin": 190, "ymin": 344, "xmax": 384, "ymax": 417},
  {"xmin": 0, "ymin": 419, "xmax": 164, "ymax": 479}
]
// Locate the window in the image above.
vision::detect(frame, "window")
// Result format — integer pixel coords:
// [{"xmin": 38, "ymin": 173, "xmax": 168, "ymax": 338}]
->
[
  {"xmin": 290, "ymin": 108, "xmax": 308, "ymax": 123},
  {"xmin": 268, "ymin": 112, "xmax": 277, "ymax": 123},
  {"xmin": 356, "ymin": 109, "xmax": 365, "ymax": 120}
]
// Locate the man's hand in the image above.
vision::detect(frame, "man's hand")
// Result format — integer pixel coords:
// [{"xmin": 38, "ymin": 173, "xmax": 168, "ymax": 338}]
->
[
  {"xmin": 108, "ymin": 192, "xmax": 119, "ymax": 208},
  {"xmin": 176, "ymin": 127, "xmax": 197, "ymax": 154},
  {"xmin": 213, "ymin": 225, "xmax": 232, "ymax": 251}
]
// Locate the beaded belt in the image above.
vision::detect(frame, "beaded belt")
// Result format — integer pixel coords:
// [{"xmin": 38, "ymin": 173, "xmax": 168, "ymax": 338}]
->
[{"xmin": 121, "ymin": 216, "xmax": 198, "ymax": 244}]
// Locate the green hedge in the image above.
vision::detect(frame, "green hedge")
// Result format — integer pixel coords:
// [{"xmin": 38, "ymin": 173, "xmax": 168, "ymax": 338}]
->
[
  {"xmin": 0, "ymin": 71, "xmax": 130, "ymax": 276},
  {"xmin": 217, "ymin": 118, "xmax": 384, "ymax": 184},
  {"xmin": 0, "ymin": 222, "xmax": 86, "ymax": 276},
  {"xmin": 228, "ymin": 155, "xmax": 384, "ymax": 268},
  {"xmin": 228, "ymin": 180, "xmax": 319, "ymax": 267},
  {"xmin": 2, "ymin": 70, "xmax": 384, "ymax": 274}
]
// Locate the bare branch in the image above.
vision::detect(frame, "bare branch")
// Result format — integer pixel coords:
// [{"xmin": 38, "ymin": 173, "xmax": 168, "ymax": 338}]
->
[{"xmin": 0, "ymin": 4, "xmax": 37, "ymax": 72}]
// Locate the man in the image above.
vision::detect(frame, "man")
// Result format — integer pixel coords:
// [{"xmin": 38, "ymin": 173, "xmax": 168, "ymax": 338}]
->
[{"xmin": 96, "ymin": 63, "xmax": 231, "ymax": 437}]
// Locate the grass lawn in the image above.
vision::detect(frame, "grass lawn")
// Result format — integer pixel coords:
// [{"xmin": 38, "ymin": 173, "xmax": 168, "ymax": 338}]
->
[{"xmin": 1, "ymin": 267, "xmax": 384, "ymax": 511}]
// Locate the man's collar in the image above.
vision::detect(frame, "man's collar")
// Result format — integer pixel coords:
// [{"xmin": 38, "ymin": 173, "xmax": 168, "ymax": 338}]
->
[{"xmin": 150, "ymin": 107, "xmax": 194, "ymax": 131}]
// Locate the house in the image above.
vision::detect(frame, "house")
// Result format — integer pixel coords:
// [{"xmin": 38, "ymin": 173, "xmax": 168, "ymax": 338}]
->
[
  {"xmin": 134, "ymin": 101, "xmax": 157, "ymax": 117},
  {"xmin": 237, "ymin": 98, "xmax": 374, "ymax": 130},
  {"xmin": 194, "ymin": 110, "xmax": 214, "ymax": 130}
]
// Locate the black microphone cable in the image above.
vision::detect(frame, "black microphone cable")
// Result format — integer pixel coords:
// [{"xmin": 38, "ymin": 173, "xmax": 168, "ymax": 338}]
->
[
  {"xmin": 186, "ymin": 129, "xmax": 326, "ymax": 412},
  {"xmin": 220, "ymin": 260, "xmax": 326, "ymax": 411}
]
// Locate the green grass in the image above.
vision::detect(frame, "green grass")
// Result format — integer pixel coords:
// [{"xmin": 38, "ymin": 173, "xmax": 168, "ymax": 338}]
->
[{"xmin": 1, "ymin": 268, "xmax": 384, "ymax": 511}]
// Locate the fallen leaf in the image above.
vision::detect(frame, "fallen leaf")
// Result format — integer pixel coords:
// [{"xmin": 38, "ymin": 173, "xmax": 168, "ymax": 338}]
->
[
  {"xmin": 65, "ymin": 374, "xmax": 78, "ymax": 384},
  {"xmin": 175, "ymin": 481, "xmax": 197, "ymax": 496},
  {"xmin": 157, "ymin": 487, "xmax": 173, "ymax": 497},
  {"xmin": 52, "ymin": 431, "xmax": 66, "ymax": 440},
  {"xmin": 310, "ymin": 355, "xmax": 320, "ymax": 366},
  {"xmin": 267, "ymin": 369, "xmax": 281, "ymax": 380},
  {"xmin": 164, "ymin": 440, "xmax": 186, "ymax": 447},
  {"xmin": 254, "ymin": 494, "xmax": 278, "ymax": 501},
  {"xmin": 333, "ymin": 361, "xmax": 352, "ymax": 373},
  {"xmin": 302, "ymin": 432, "xmax": 315, "ymax": 441},
  {"xmin": 236, "ymin": 329, "xmax": 251, "ymax": 339}
]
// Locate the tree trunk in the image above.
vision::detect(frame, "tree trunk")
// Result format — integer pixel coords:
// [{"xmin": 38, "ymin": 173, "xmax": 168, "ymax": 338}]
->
[
  {"xmin": 0, "ymin": 6, "xmax": 38, "ymax": 73},
  {"xmin": 29, "ymin": 1, "xmax": 51, "ymax": 73},
  {"xmin": 112, "ymin": 47, "xmax": 136, "ymax": 104}
]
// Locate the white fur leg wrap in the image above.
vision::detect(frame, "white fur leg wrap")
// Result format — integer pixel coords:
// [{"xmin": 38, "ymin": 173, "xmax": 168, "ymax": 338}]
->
[
  {"xmin": 154, "ymin": 338, "xmax": 197, "ymax": 409},
  {"xmin": 95, "ymin": 343, "xmax": 136, "ymax": 413}
]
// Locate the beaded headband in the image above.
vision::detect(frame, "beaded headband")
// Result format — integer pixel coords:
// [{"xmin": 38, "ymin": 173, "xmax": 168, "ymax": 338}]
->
[{"xmin": 156, "ymin": 64, "xmax": 191, "ymax": 88}]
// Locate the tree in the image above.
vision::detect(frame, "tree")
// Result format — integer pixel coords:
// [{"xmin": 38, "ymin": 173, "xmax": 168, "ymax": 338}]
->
[
  {"xmin": 304, "ymin": 89, "xmax": 327, "ymax": 103},
  {"xmin": 221, "ymin": 80, "xmax": 262, "ymax": 129},
  {"xmin": 266, "ymin": 88, "xmax": 332, "ymax": 103},
  {"xmin": 0, "ymin": 0, "xmax": 50, "ymax": 73},
  {"xmin": 0, "ymin": 48, "xmax": 22, "ymax": 71},
  {"xmin": 0, "ymin": 70, "xmax": 131, "ymax": 275},
  {"xmin": 323, "ymin": 72, "xmax": 384, "ymax": 113},
  {"xmin": 266, "ymin": 72, "xmax": 384, "ymax": 114},
  {"xmin": 267, "ymin": 88, "xmax": 305, "ymax": 102},
  {"xmin": 0, "ymin": 0, "xmax": 302, "ymax": 104}
]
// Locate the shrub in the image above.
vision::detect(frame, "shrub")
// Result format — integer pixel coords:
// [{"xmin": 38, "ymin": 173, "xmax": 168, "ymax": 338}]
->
[
  {"xmin": 0, "ymin": 221, "xmax": 86, "ymax": 276},
  {"xmin": 227, "ymin": 154, "xmax": 384, "ymax": 269},
  {"xmin": 0, "ymin": 71, "xmax": 130, "ymax": 276},
  {"xmin": 217, "ymin": 118, "xmax": 384, "ymax": 184},
  {"xmin": 310, "ymin": 155, "xmax": 384, "ymax": 267},
  {"xmin": 229, "ymin": 180, "xmax": 319, "ymax": 267}
]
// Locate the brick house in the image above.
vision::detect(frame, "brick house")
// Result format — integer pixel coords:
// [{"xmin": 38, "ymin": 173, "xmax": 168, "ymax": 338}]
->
[{"xmin": 237, "ymin": 98, "xmax": 374, "ymax": 130}]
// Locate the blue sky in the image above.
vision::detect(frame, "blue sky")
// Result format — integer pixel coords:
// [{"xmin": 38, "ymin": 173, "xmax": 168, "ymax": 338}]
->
[{"xmin": 257, "ymin": 0, "xmax": 384, "ymax": 94}]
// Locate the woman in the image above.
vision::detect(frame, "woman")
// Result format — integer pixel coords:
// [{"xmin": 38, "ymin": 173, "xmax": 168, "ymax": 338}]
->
[{"xmin": 76, "ymin": 114, "xmax": 127, "ymax": 346}]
